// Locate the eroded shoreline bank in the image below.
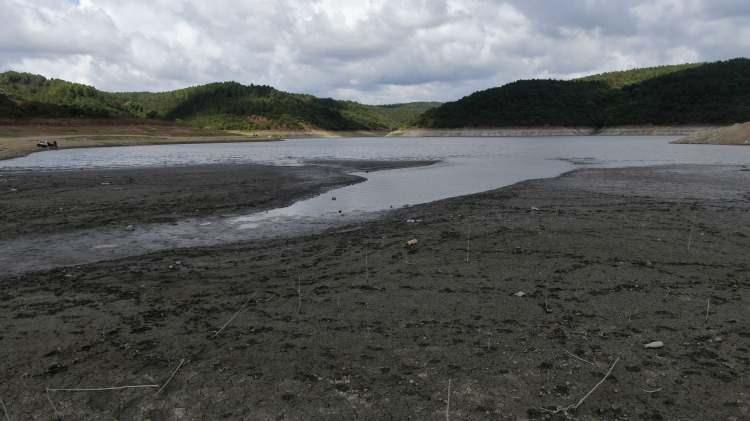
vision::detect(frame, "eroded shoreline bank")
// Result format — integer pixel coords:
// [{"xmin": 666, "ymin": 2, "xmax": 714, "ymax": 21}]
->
[{"xmin": 1, "ymin": 164, "xmax": 748, "ymax": 420}]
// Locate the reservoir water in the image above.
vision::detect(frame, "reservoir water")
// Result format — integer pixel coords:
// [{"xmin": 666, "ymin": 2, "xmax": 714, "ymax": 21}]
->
[{"xmin": 2, "ymin": 136, "xmax": 750, "ymax": 274}]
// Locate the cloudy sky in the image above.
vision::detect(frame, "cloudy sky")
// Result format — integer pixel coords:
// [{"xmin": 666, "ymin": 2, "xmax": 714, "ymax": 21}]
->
[{"xmin": 2, "ymin": 0, "xmax": 749, "ymax": 103}]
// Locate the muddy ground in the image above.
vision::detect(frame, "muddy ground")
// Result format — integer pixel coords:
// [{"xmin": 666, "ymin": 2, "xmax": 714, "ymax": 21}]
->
[
  {"xmin": 0, "ymin": 160, "xmax": 433, "ymax": 240},
  {"xmin": 1, "ymin": 164, "xmax": 749, "ymax": 420}
]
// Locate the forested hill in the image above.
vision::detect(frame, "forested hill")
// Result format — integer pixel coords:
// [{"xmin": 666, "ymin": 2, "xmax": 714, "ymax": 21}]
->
[
  {"xmin": 417, "ymin": 59, "xmax": 750, "ymax": 128},
  {"xmin": 0, "ymin": 72, "xmax": 438, "ymax": 130}
]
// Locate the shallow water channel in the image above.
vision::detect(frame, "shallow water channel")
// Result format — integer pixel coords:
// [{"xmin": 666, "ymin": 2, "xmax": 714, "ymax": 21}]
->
[{"xmin": 2, "ymin": 136, "xmax": 750, "ymax": 274}]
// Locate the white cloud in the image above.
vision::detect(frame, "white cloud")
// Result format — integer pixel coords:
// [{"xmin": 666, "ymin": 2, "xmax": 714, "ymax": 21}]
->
[{"xmin": 0, "ymin": 0, "xmax": 749, "ymax": 103}]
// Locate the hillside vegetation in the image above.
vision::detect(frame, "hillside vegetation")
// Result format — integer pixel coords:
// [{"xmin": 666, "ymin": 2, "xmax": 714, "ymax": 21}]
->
[
  {"xmin": 419, "ymin": 59, "xmax": 750, "ymax": 128},
  {"xmin": 0, "ymin": 72, "xmax": 438, "ymax": 131},
  {"xmin": 576, "ymin": 63, "xmax": 702, "ymax": 88},
  {"xmin": 4, "ymin": 59, "xmax": 749, "ymax": 131}
]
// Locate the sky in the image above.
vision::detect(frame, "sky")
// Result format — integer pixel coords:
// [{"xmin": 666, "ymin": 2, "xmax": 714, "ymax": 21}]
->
[{"xmin": 1, "ymin": 0, "xmax": 749, "ymax": 104}]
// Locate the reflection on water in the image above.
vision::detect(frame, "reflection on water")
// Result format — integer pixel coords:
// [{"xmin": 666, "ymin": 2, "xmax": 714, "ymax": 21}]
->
[{"xmin": 2, "ymin": 136, "xmax": 750, "ymax": 275}]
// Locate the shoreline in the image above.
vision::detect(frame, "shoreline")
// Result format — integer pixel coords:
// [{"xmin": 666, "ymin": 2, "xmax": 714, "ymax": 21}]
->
[
  {"xmin": 0, "ymin": 134, "xmax": 279, "ymax": 162},
  {"xmin": 1, "ymin": 163, "xmax": 749, "ymax": 419},
  {"xmin": 0, "ymin": 124, "xmax": 725, "ymax": 162},
  {"xmin": 0, "ymin": 159, "xmax": 436, "ymax": 242},
  {"xmin": 391, "ymin": 125, "xmax": 718, "ymax": 137}
]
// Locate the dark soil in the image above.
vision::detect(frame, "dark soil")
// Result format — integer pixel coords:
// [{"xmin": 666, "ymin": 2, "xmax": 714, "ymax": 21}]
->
[{"xmin": 1, "ymin": 164, "xmax": 749, "ymax": 420}]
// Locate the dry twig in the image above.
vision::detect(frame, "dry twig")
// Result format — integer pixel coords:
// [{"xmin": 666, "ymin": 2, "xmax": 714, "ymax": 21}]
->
[
  {"xmin": 564, "ymin": 349, "xmax": 595, "ymax": 366},
  {"xmin": 465, "ymin": 225, "xmax": 471, "ymax": 263},
  {"xmin": 445, "ymin": 379, "xmax": 452, "ymax": 421},
  {"xmin": 297, "ymin": 277, "xmax": 302, "ymax": 315},
  {"xmin": 213, "ymin": 294, "xmax": 255, "ymax": 337},
  {"xmin": 705, "ymin": 297, "xmax": 711, "ymax": 323},
  {"xmin": 1, "ymin": 398, "xmax": 10, "ymax": 421},
  {"xmin": 364, "ymin": 245, "xmax": 369, "ymax": 283},
  {"xmin": 47, "ymin": 385, "xmax": 159, "ymax": 392},
  {"xmin": 45, "ymin": 388, "xmax": 60, "ymax": 420},
  {"xmin": 157, "ymin": 358, "xmax": 186, "ymax": 395},
  {"xmin": 542, "ymin": 357, "xmax": 620, "ymax": 415}
]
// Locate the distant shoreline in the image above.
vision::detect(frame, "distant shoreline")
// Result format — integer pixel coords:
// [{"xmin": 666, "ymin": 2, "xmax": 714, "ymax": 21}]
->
[
  {"xmin": 0, "ymin": 124, "xmax": 725, "ymax": 162},
  {"xmin": 390, "ymin": 125, "xmax": 718, "ymax": 137}
]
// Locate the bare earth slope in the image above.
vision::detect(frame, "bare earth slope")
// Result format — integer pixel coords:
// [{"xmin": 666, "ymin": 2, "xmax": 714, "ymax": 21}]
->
[
  {"xmin": 1, "ymin": 164, "xmax": 749, "ymax": 420},
  {"xmin": 674, "ymin": 122, "xmax": 750, "ymax": 145}
]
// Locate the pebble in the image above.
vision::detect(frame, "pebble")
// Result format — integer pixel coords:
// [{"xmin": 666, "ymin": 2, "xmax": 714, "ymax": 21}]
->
[
  {"xmin": 513, "ymin": 291, "xmax": 527, "ymax": 297},
  {"xmin": 644, "ymin": 341, "xmax": 664, "ymax": 349}
]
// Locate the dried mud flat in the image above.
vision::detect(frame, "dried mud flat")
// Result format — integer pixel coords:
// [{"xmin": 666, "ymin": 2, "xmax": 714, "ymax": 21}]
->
[{"xmin": 1, "ymin": 164, "xmax": 750, "ymax": 420}]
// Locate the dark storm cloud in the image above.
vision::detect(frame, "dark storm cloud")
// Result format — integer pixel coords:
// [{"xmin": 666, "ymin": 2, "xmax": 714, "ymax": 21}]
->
[{"xmin": 1, "ymin": 0, "xmax": 749, "ymax": 103}]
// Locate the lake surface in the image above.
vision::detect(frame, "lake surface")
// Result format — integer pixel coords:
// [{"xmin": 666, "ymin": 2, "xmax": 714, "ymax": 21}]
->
[{"xmin": 2, "ymin": 136, "xmax": 750, "ymax": 274}]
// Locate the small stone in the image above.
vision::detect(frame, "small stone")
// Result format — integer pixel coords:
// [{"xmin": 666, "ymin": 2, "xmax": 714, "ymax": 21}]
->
[
  {"xmin": 513, "ymin": 291, "xmax": 526, "ymax": 297},
  {"xmin": 644, "ymin": 341, "xmax": 664, "ymax": 349}
]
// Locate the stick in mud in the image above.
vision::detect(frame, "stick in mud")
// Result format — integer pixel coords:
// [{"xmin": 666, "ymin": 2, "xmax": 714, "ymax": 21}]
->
[
  {"xmin": 543, "ymin": 357, "xmax": 620, "ymax": 415},
  {"xmin": 705, "ymin": 297, "xmax": 711, "ymax": 323},
  {"xmin": 45, "ymin": 388, "xmax": 60, "ymax": 421},
  {"xmin": 564, "ymin": 349, "xmax": 595, "ymax": 366},
  {"xmin": 297, "ymin": 276, "xmax": 302, "ymax": 315},
  {"xmin": 213, "ymin": 294, "xmax": 255, "ymax": 337},
  {"xmin": 445, "ymin": 379, "xmax": 452, "ymax": 421},
  {"xmin": 571, "ymin": 357, "xmax": 620, "ymax": 410},
  {"xmin": 364, "ymin": 244, "xmax": 369, "ymax": 284},
  {"xmin": 157, "ymin": 359, "xmax": 186, "ymax": 395},
  {"xmin": 47, "ymin": 385, "xmax": 160, "ymax": 392},
  {"xmin": 1, "ymin": 398, "xmax": 10, "ymax": 421},
  {"xmin": 465, "ymin": 225, "xmax": 471, "ymax": 263}
]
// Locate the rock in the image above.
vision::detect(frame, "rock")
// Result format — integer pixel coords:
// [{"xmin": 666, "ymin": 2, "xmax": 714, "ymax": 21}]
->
[
  {"xmin": 531, "ymin": 206, "xmax": 541, "ymax": 211},
  {"xmin": 406, "ymin": 239, "xmax": 418, "ymax": 247},
  {"xmin": 644, "ymin": 341, "xmax": 664, "ymax": 349},
  {"xmin": 332, "ymin": 197, "xmax": 336, "ymax": 201},
  {"xmin": 513, "ymin": 291, "xmax": 526, "ymax": 297},
  {"xmin": 126, "ymin": 225, "xmax": 135, "ymax": 231}
]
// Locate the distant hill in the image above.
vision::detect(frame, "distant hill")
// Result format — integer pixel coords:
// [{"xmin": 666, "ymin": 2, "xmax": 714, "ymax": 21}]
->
[
  {"xmin": 418, "ymin": 59, "xmax": 750, "ymax": 128},
  {"xmin": 0, "ymin": 72, "xmax": 439, "ymax": 130}
]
